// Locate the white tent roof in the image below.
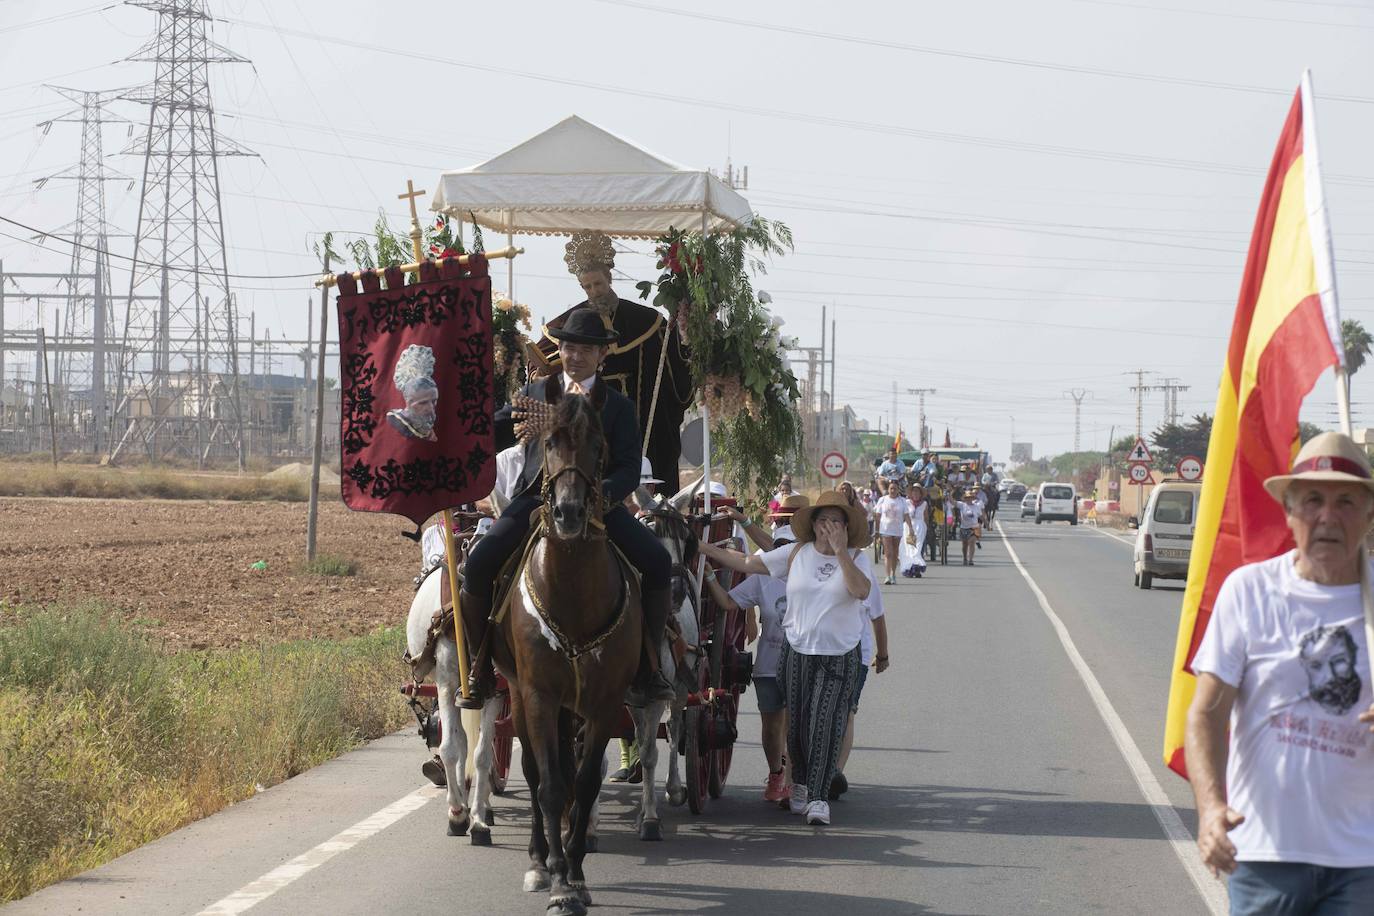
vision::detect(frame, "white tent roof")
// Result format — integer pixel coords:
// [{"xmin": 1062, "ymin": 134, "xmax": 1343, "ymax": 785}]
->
[{"xmin": 430, "ymin": 116, "xmax": 753, "ymax": 239}]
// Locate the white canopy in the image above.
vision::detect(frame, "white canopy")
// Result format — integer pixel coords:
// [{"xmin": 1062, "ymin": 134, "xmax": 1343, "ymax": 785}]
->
[{"xmin": 429, "ymin": 116, "xmax": 753, "ymax": 238}]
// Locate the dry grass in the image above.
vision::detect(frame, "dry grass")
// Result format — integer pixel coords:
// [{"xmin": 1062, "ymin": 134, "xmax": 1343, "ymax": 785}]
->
[
  {"xmin": 0, "ymin": 462, "xmax": 309, "ymax": 502},
  {"xmin": 0, "ymin": 604, "xmax": 410, "ymax": 902}
]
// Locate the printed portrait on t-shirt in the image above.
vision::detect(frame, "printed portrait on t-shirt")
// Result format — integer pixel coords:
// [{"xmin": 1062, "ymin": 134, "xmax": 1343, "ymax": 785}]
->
[
  {"xmin": 1300, "ymin": 624, "xmax": 1362, "ymax": 716},
  {"xmin": 815, "ymin": 561, "xmax": 837, "ymax": 581}
]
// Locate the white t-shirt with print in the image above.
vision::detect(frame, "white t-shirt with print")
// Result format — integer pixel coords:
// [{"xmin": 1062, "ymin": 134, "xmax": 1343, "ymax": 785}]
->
[
  {"xmin": 1192, "ymin": 551, "xmax": 1374, "ymax": 868},
  {"xmin": 729, "ymin": 573, "xmax": 788, "ymax": 679},
  {"xmin": 958, "ymin": 500, "xmax": 981, "ymax": 529},
  {"xmin": 859, "ymin": 566, "xmax": 886, "ymax": 665},
  {"xmin": 873, "ymin": 494, "xmax": 911, "ymax": 537},
  {"xmin": 760, "ymin": 542, "xmax": 873, "ymax": 656}
]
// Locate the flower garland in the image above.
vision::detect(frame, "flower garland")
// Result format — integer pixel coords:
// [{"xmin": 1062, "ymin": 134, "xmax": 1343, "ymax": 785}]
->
[{"xmin": 636, "ymin": 217, "xmax": 803, "ymax": 499}]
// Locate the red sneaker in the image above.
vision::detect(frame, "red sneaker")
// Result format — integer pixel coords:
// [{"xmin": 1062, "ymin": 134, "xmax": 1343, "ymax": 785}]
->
[{"xmin": 763, "ymin": 769, "xmax": 789, "ymax": 802}]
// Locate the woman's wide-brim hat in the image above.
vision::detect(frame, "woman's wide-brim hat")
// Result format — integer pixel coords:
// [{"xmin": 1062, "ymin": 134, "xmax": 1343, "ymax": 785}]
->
[
  {"xmin": 1263, "ymin": 431, "xmax": 1374, "ymax": 501},
  {"xmin": 791, "ymin": 490, "xmax": 872, "ymax": 549},
  {"xmin": 548, "ymin": 307, "xmax": 619, "ymax": 346},
  {"xmin": 769, "ymin": 493, "xmax": 810, "ymax": 518}
]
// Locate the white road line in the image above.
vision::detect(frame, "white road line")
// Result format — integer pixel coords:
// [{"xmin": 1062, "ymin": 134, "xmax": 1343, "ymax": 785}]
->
[
  {"xmin": 1087, "ymin": 525, "xmax": 1136, "ymax": 546},
  {"xmin": 195, "ymin": 784, "xmax": 443, "ymax": 915},
  {"xmin": 995, "ymin": 521, "xmax": 1227, "ymax": 916}
]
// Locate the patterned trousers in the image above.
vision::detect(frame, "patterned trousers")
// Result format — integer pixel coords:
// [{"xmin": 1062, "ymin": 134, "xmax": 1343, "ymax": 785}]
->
[{"xmin": 781, "ymin": 642, "xmax": 863, "ymax": 799}]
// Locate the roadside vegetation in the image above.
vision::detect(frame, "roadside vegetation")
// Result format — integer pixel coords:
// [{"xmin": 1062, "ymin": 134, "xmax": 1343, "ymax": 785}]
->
[
  {"xmin": 303, "ymin": 553, "xmax": 360, "ymax": 577},
  {"xmin": 0, "ymin": 603, "xmax": 409, "ymax": 902},
  {"xmin": 0, "ymin": 461, "xmax": 320, "ymax": 502}
]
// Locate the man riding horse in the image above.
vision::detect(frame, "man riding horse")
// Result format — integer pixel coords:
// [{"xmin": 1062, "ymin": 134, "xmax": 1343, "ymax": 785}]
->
[{"xmin": 460, "ymin": 307, "xmax": 677, "ymax": 708}]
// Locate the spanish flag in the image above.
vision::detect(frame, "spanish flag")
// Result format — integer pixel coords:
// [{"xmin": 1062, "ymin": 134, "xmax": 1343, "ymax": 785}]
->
[
  {"xmin": 893, "ymin": 426, "xmax": 905, "ymax": 455},
  {"xmin": 1163, "ymin": 71, "xmax": 1345, "ymax": 778}
]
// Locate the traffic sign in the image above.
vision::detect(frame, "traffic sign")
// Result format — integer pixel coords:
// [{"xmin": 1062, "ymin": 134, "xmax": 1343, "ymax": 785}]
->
[
  {"xmin": 821, "ymin": 451, "xmax": 848, "ymax": 479},
  {"xmin": 1128, "ymin": 462, "xmax": 1152, "ymax": 484},
  {"xmin": 1127, "ymin": 437, "xmax": 1153, "ymax": 464},
  {"xmin": 1176, "ymin": 455, "xmax": 1203, "ymax": 481}
]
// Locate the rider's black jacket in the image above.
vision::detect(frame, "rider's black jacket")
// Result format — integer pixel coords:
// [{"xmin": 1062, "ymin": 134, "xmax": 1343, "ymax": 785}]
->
[{"xmin": 501, "ymin": 373, "xmax": 641, "ymax": 506}]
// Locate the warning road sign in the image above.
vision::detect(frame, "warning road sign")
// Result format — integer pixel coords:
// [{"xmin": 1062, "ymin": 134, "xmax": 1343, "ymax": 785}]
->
[{"xmin": 1127, "ymin": 437, "xmax": 1153, "ymax": 464}]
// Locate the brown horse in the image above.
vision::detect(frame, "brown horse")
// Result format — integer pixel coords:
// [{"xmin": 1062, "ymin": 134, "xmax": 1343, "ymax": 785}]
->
[{"xmin": 492, "ymin": 394, "xmax": 641, "ymax": 916}]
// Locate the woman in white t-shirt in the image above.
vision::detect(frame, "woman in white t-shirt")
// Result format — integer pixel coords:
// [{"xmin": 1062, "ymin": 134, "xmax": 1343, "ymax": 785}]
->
[
  {"xmin": 700, "ymin": 491, "xmax": 874, "ymax": 827},
  {"xmin": 872, "ymin": 479, "xmax": 915, "ymax": 585}
]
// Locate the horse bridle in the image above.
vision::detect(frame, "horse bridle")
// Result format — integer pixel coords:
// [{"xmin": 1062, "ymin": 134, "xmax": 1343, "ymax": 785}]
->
[{"xmin": 538, "ymin": 441, "xmax": 607, "ymax": 539}]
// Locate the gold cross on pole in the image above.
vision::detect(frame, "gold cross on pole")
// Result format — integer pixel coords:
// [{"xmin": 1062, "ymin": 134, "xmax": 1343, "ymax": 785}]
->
[{"xmin": 398, "ymin": 178, "xmax": 427, "ymax": 265}]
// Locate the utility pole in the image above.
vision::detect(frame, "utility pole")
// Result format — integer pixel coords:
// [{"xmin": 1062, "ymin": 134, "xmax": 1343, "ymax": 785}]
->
[
  {"xmin": 907, "ymin": 387, "xmax": 936, "ymax": 448},
  {"xmin": 113, "ymin": 0, "xmax": 256, "ymax": 468},
  {"xmin": 1126, "ymin": 369, "xmax": 1153, "ymax": 439},
  {"xmin": 1064, "ymin": 388, "xmax": 1091, "ymax": 453}
]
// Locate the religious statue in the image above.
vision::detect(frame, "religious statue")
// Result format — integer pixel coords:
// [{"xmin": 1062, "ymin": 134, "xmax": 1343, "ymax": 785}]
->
[
  {"xmin": 386, "ymin": 344, "xmax": 440, "ymax": 442},
  {"xmin": 537, "ymin": 230, "xmax": 692, "ymax": 489}
]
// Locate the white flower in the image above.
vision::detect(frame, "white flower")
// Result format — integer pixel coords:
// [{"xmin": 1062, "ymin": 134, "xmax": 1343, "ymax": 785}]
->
[
  {"xmin": 758, "ymin": 290, "xmax": 773, "ymax": 304},
  {"xmin": 768, "ymin": 313, "xmax": 785, "ymax": 330}
]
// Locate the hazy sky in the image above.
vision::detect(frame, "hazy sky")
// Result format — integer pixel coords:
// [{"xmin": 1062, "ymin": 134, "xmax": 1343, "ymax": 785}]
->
[{"xmin": 3, "ymin": 0, "xmax": 1374, "ymax": 462}]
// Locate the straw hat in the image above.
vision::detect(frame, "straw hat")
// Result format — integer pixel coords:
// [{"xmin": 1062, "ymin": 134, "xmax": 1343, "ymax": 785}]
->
[
  {"xmin": 1263, "ymin": 431, "xmax": 1374, "ymax": 502},
  {"xmin": 791, "ymin": 490, "xmax": 872, "ymax": 549},
  {"xmin": 769, "ymin": 493, "xmax": 810, "ymax": 519},
  {"xmin": 639, "ymin": 457, "xmax": 663, "ymax": 486}
]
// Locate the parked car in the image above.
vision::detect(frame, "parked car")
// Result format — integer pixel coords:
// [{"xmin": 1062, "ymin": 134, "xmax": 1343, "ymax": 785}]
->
[
  {"xmin": 1020, "ymin": 491, "xmax": 1038, "ymax": 518},
  {"xmin": 1035, "ymin": 482, "xmax": 1078, "ymax": 525},
  {"xmin": 1130, "ymin": 481, "xmax": 1201, "ymax": 589}
]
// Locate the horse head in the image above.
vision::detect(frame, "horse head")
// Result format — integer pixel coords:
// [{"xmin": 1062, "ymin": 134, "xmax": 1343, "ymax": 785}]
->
[
  {"xmin": 541, "ymin": 394, "xmax": 604, "ymax": 540},
  {"xmin": 641, "ymin": 500, "xmax": 699, "ymax": 614}
]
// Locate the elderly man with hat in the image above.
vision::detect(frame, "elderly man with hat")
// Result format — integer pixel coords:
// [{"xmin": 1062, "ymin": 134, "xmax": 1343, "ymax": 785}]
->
[
  {"xmin": 461, "ymin": 308, "xmax": 676, "ymax": 708},
  {"xmin": 1186, "ymin": 432, "xmax": 1374, "ymax": 913},
  {"xmin": 699, "ymin": 491, "xmax": 876, "ymax": 826}
]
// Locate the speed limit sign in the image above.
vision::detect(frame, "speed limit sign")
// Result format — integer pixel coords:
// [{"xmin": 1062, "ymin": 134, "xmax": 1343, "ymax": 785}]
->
[
  {"xmin": 1128, "ymin": 462, "xmax": 1151, "ymax": 484},
  {"xmin": 821, "ymin": 451, "xmax": 848, "ymax": 480}
]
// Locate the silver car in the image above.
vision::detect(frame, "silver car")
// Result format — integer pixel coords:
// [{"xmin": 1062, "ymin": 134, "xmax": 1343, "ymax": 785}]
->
[{"xmin": 1020, "ymin": 491, "xmax": 1038, "ymax": 518}]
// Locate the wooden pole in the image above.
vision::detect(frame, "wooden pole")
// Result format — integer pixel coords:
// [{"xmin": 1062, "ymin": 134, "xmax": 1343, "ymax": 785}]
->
[
  {"xmin": 398, "ymin": 178, "xmax": 473, "ymax": 701},
  {"xmin": 37, "ymin": 327, "xmax": 57, "ymax": 466},
  {"xmin": 307, "ymin": 249, "xmax": 331, "ymax": 563},
  {"xmin": 312, "ymin": 247, "xmax": 523, "ymax": 289}
]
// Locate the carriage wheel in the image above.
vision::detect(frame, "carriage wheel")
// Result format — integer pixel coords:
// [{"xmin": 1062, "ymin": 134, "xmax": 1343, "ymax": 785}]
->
[
  {"xmin": 708, "ymin": 693, "xmax": 736, "ymax": 799},
  {"xmin": 491, "ymin": 689, "xmax": 514, "ymax": 794},
  {"xmin": 684, "ymin": 706, "xmax": 709, "ymax": 815}
]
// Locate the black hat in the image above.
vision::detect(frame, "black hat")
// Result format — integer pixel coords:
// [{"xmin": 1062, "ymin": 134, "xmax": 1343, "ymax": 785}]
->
[{"xmin": 548, "ymin": 308, "xmax": 619, "ymax": 345}]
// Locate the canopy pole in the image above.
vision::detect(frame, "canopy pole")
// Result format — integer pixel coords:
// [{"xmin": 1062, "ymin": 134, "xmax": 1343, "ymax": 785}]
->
[
  {"xmin": 507, "ymin": 210, "xmax": 515, "ymax": 304},
  {"xmin": 700, "ymin": 209, "xmax": 712, "ymax": 516}
]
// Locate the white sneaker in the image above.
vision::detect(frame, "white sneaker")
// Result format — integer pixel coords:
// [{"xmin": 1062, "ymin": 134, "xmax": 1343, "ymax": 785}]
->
[
  {"xmin": 789, "ymin": 784, "xmax": 809, "ymax": 815},
  {"xmin": 804, "ymin": 800, "xmax": 831, "ymax": 825}
]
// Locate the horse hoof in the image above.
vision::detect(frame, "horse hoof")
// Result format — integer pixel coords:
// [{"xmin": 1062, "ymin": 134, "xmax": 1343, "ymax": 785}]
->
[
  {"xmin": 639, "ymin": 818, "xmax": 662, "ymax": 841},
  {"xmin": 570, "ymin": 881, "xmax": 593, "ymax": 906},
  {"xmin": 524, "ymin": 869, "xmax": 551, "ymax": 893},
  {"xmin": 469, "ymin": 825, "xmax": 491, "ymax": 846},
  {"xmin": 447, "ymin": 813, "xmax": 469, "ymax": 837},
  {"xmin": 667, "ymin": 788, "xmax": 687, "ymax": 807},
  {"xmin": 547, "ymin": 894, "xmax": 587, "ymax": 916},
  {"xmin": 584, "ymin": 835, "xmax": 598, "ymax": 854}
]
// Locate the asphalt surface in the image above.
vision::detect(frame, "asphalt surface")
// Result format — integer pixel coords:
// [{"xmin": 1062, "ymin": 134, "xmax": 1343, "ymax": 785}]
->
[{"xmin": 5, "ymin": 516, "xmax": 1225, "ymax": 916}]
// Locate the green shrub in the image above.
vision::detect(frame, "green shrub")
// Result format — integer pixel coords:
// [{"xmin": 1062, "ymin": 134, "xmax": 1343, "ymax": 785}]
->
[
  {"xmin": 303, "ymin": 554, "xmax": 359, "ymax": 577},
  {"xmin": 0, "ymin": 606, "xmax": 408, "ymax": 902}
]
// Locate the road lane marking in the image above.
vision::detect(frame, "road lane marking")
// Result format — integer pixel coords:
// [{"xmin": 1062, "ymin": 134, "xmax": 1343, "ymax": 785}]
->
[
  {"xmin": 195, "ymin": 784, "xmax": 443, "ymax": 915},
  {"xmin": 995, "ymin": 521, "xmax": 1227, "ymax": 916},
  {"xmin": 1087, "ymin": 526, "xmax": 1135, "ymax": 546}
]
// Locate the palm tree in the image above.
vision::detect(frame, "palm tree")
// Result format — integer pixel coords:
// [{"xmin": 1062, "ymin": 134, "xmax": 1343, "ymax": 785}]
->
[{"xmin": 1343, "ymin": 318, "xmax": 1373, "ymax": 378}]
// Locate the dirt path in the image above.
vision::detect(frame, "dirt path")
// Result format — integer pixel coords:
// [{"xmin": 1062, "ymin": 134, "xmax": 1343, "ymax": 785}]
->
[{"xmin": 0, "ymin": 497, "xmax": 422, "ymax": 649}]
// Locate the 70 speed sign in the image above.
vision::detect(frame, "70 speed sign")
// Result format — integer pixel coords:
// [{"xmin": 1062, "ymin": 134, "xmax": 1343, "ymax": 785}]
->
[{"xmin": 1128, "ymin": 462, "xmax": 1152, "ymax": 484}]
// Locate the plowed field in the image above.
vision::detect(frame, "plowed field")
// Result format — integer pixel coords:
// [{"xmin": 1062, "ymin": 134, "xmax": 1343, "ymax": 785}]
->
[{"xmin": 0, "ymin": 497, "xmax": 420, "ymax": 649}]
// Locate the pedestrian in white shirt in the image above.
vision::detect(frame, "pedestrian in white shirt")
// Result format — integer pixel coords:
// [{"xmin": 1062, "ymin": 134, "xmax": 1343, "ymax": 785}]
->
[
  {"xmin": 957, "ymin": 491, "xmax": 982, "ymax": 566},
  {"xmin": 830, "ymin": 565, "xmax": 889, "ymax": 799},
  {"xmin": 902, "ymin": 484, "xmax": 929, "ymax": 578},
  {"xmin": 700, "ymin": 491, "xmax": 874, "ymax": 826},
  {"xmin": 1186, "ymin": 433, "xmax": 1374, "ymax": 913},
  {"xmin": 872, "ymin": 479, "xmax": 915, "ymax": 585}
]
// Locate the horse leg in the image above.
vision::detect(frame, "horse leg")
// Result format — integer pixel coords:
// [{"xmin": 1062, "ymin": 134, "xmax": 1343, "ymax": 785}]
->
[
  {"xmin": 635, "ymin": 700, "xmax": 665, "ymax": 840},
  {"xmin": 528, "ymin": 701, "xmax": 579, "ymax": 914},
  {"xmin": 564, "ymin": 719, "xmax": 612, "ymax": 910},
  {"xmin": 665, "ymin": 695, "xmax": 687, "ymax": 807},
  {"xmin": 514, "ymin": 694, "xmax": 550, "ymax": 894},
  {"xmin": 433, "ymin": 640, "xmax": 469, "ymax": 836},
  {"xmin": 467, "ymin": 692, "xmax": 500, "ymax": 846}
]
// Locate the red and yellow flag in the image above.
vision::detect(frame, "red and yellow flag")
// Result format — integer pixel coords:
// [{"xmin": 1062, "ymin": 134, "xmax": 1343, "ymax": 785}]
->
[
  {"xmin": 893, "ymin": 426, "xmax": 905, "ymax": 455},
  {"xmin": 1163, "ymin": 72, "xmax": 1345, "ymax": 778}
]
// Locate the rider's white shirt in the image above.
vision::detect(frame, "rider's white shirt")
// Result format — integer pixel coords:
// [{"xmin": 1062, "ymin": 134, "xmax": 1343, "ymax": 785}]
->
[{"xmin": 561, "ymin": 372, "xmax": 597, "ymax": 394}]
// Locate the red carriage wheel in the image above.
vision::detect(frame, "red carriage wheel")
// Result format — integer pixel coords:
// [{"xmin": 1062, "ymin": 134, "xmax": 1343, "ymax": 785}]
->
[
  {"xmin": 491, "ymin": 681, "xmax": 514, "ymax": 794},
  {"xmin": 684, "ymin": 705, "xmax": 709, "ymax": 815}
]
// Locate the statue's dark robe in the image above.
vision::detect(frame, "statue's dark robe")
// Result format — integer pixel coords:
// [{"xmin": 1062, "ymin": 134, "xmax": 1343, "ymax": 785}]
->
[{"xmin": 539, "ymin": 298, "xmax": 692, "ymax": 490}]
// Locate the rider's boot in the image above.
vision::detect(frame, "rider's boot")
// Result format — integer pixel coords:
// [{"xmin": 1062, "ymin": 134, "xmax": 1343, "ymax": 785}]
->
[
  {"xmin": 626, "ymin": 586, "xmax": 676, "ymax": 706},
  {"xmin": 458, "ymin": 587, "xmax": 495, "ymax": 710}
]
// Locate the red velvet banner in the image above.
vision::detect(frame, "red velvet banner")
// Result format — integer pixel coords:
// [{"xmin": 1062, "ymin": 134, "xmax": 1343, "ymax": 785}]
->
[{"xmin": 335, "ymin": 256, "xmax": 495, "ymax": 525}]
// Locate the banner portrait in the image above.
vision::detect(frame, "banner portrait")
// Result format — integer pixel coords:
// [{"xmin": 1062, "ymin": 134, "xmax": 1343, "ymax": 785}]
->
[{"xmin": 335, "ymin": 256, "xmax": 495, "ymax": 525}]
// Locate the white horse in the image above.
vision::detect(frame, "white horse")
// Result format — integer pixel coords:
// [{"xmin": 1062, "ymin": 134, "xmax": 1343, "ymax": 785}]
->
[
  {"xmin": 405, "ymin": 568, "xmax": 503, "ymax": 845},
  {"xmin": 626, "ymin": 486, "xmax": 707, "ymax": 840}
]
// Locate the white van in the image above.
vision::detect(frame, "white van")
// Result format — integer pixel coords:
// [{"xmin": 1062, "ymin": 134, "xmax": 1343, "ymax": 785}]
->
[
  {"xmin": 1035, "ymin": 482, "xmax": 1077, "ymax": 525},
  {"xmin": 1130, "ymin": 481, "xmax": 1202, "ymax": 589}
]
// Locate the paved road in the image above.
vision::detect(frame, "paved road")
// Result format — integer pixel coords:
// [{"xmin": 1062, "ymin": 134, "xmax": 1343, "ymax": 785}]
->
[{"xmin": 6, "ymin": 517, "xmax": 1226, "ymax": 916}]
